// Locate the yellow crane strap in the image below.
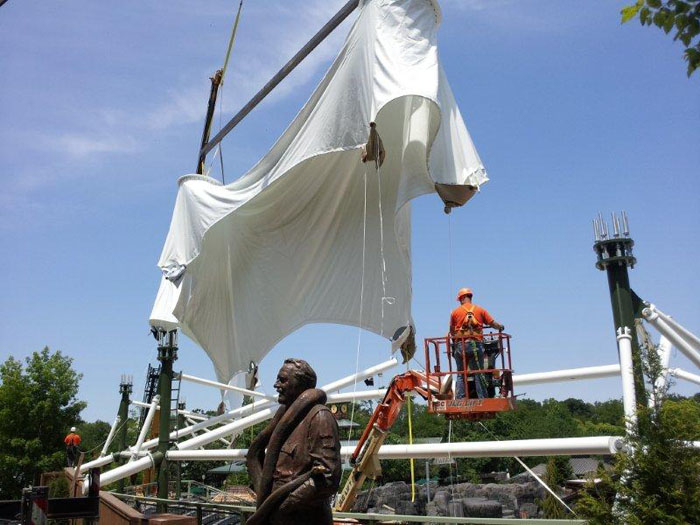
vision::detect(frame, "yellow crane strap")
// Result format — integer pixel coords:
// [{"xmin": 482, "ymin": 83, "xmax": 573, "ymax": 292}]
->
[
  {"xmin": 407, "ymin": 387, "xmax": 416, "ymax": 502},
  {"xmin": 220, "ymin": 0, "xmax": 244, "ymax": 86}
]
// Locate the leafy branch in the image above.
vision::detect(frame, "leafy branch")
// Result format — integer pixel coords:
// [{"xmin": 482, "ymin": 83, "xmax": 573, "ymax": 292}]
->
[{"xmin": 621, "ymin": 0, "xmax": 700, "ymax": 76}]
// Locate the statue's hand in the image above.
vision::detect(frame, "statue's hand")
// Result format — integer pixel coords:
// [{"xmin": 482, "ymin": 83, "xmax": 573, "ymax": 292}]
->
[{"xmin": 311, "ymin": 464, "xmax": 329, "ymax": 476}]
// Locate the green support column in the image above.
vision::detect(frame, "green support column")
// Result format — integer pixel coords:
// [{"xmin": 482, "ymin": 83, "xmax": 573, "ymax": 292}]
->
[
  {"xmin": 156, "ymin": 329, "xmax": 178, "ymax": 513},
  {"xmin": 593, "ymin": 212, "xmax": 646, "ymax": 406},
  {"xmin": 116, "ymin": 375, "xmax": 132, "ymax": 493}
]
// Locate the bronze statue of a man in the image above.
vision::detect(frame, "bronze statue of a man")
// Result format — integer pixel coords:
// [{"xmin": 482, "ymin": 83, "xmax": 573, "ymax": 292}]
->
[{"xmin": 246, "ymin": 358, "xmax": 341, "ymax": 525}]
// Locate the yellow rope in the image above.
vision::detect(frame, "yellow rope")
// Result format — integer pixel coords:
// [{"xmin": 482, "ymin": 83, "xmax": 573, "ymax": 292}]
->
[{"xmin": 407, "ymin": 378, "xmax": 416, "ymax": 502}]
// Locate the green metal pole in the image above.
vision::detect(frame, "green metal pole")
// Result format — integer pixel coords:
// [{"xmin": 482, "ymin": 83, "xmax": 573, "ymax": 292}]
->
[
  {"xmin": 156, "ymin": 330, "xmax": 178, "ymax": 513},
  {"xmin": 593, "ymin": 212, "xmax": 646, "ymax": 407},
  {"xmin": 116, "ymin": 376, "xmax": 132, "ymax": 493}
]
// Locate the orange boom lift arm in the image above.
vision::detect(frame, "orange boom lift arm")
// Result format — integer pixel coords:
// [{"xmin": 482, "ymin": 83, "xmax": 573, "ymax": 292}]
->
[{"xmin": 334, "ymin": 370, "xmax": 437, "ymax": 512}]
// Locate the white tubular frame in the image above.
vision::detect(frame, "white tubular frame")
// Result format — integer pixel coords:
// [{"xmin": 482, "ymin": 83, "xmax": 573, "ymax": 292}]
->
[
  {"xmin": 175, "ymin": 358, "xmax": 399, "ymax": 450},
  {"xmin": 617, "ymin": 327, "xmax": 638, "ymax": 434},
  {"xmin": 649, "ymin": 336, "xmax": 673, "ymax": 407},
  {"xmin": 131, "ymin": 400, "xmax": 209, "ymax": 421},
  {"xmin": 130, "ymin": 395, "xmax": 159, "ymax": 461},
  {"xmin": 513, "ymin": 364, "xmax": 620, "ymax": 386},
  {"xmin": 86, "ymin": 453, "xmax": 160, "ymax": 493},
  {"xmin": 168, "ymin": 436, "xmax": 624, "ymax": 462},
  {"xmin": 180, "ymin": 373, "xmax": 276, "ymax": 401},
  {"xmin": 100, "ymin": 415, "xmax": 121, "ymax": 458},
  {"xmin": 643, "ymin": 305, "xmax": 700, "ymax": 369},
  {"xmin": 646, "ymin": 304, "xmax": 700, "ymax": 350},
  {"xmin": 84, "ymin": 358, "xmax": 398, "ymax": 478},
  {"xmin": 670, "ymin": 368, "xmax": 700, "ymax": 386}
]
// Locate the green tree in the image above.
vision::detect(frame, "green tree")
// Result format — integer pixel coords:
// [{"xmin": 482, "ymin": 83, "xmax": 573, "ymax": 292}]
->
[
  {"xmin": 0, "ymin": 347, "xmax": 86, "ymax": 498},
  {"xmin": 576, "ymin": 342, "xmax": 700, "ymax": 524},
  {"xmin": 621, "ymin": 0, "xmax": 700, "ymax": 76},
  {"xmin": 538, "ymin": 457, "xmax": 573, "ymax": 518},
  {"xmin": 77, "ymin": 420, "xmax": 112, "ymax": 461}
]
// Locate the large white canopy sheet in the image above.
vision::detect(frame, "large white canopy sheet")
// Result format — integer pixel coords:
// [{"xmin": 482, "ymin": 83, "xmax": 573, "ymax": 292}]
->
[{"xmin": 150, "ymin": 0, "xmax": 488, "ymax": 385}]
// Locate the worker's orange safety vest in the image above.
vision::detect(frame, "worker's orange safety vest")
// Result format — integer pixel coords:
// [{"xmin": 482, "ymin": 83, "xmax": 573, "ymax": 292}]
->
[{"xmin": 455, "ymin": 305, "xmax": 483, "ymax": 338}]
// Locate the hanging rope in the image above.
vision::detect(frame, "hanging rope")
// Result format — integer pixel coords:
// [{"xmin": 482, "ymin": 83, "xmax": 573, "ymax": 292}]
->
[
  {"xmin": 447, "ymin": 419, "xmax": 456, "ymax": 515},
  {"xmin": 406, "ymin": 383, "xmax": 416, "ymax": 502},
  {"xmin": 447, "ymin": 212, "xmax": 454, "ymax": 297},
  {"xmin": 347, "ymin": 167, "xmax": 369, "ymax": 444},
  {"xmin": 374, "ymin": 161, "xmax": 395, "ymax": 336}
]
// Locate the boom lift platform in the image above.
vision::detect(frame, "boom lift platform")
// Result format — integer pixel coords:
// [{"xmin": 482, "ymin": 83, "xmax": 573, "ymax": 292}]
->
[{"xmin": 335, "ymin": 332, "xmax": 515, "ymax": 512}]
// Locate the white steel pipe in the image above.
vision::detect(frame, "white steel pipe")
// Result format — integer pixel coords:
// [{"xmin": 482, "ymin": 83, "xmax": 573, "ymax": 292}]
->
[
  {"xmin": 643, "ymin": 307, "xmax": 700, "ymax": 369},
  {"xmin": 100, "ymin": 415, "xmax": 121, "ymax": 457},
  {"xmin": 322, "ymin": 358, "xmax": 398, "ymax": 392},
  {"xmin": 513, "ymin": 364, "xmax": 621, "ymax": 386},
  {"xmin": 370, "ymin": 436, "xmax": 623, "ymax": 459},
  {"xmin": 78, "ymin": 453, "xmax": 118, "ymax": 473},
  {"xmin": 139, "ymin": 357, "xmax": 398, "ymax": 453},
  {"xmin": 131, "ymin": 400, "xmax": 208, "ymax": 421},
  {"xmin": 617, "ymin": 327, "xmax": 638, "ymax": 434},
  {"xmin": 327, "ymin": 389, "xmax": 387, "ymax": 403},
  {"xmin": 180, "ymin": 373, "xmax": 276, "ymax": 401},
  {"xmin": 647, "ymin": 304, "xmax": 700, "ymax": 350},
  {"xmin": 130, "ymin": 395, "xmax": 159, "ymax": 461},
  {"xmin": 83, "ymin": 452, "xmax": 162, "ymax": 495},
  {"xmin": 650, "ymin": 336, "xmax": 673, "ymax": 407},
  {"xmin": 187, "ymin": 417, "xmax": 232, "ymax": 446},
  {"xmin": 172, "ymin": 358, "xmax": 398, "ymax": 451},
  {"xmin": 671, "ymin": 368, "xmax": 700, "ymax": 386},
  {"xmin": 168, "ymin": 436, "xmax": 623, "ymax": 461},
  {"xmin": 176, "ymin": 407, "xmax": 276, "ymax": 450}
]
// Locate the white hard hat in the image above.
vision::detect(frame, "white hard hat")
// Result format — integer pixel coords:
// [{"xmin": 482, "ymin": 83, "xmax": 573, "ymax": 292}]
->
[{"xmin": 70, "ymin": 427, "xmax": 76, "ymax": 432}]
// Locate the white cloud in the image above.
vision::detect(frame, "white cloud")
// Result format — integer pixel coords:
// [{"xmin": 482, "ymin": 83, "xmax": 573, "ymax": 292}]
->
[{"xmin": 52, "ymin": 133, "xmax": 138, "ymax": 158}]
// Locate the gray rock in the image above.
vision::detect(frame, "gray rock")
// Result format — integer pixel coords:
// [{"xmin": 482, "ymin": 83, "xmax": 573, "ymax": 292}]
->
[
  {"xmin": 519, "ymin": 502, "xmax": 540, "ymax": 518},
  {"xmin": 462, "ymin": 497, "xmax": 502, "ymax": 518},
  {"xmin": 446, "ymin": 500, "xmax": 465, "ymax": 517},
  {"xmin": 396, "ymin": 500, "xmax": 416, "ymax": 515},
  {"xmin": 432, "ymin": 489, "xmax": 451, "ymax": 514}
]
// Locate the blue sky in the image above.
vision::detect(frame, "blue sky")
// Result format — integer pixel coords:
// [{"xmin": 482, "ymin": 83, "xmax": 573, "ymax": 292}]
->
[{"xmin": 1, "ymin": 0, "xmax": 698, "ymax": 423}]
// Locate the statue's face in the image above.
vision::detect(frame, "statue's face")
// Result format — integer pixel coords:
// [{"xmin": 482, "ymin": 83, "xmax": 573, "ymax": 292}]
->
[{"xmin": 274, "ymin": 364, "xmax": 305, "ymax": 406}]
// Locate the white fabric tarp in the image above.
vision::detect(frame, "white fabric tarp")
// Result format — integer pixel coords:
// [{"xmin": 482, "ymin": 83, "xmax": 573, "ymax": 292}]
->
[{"xmin": 150, "ymin": 0, "xmax": 488, "ymax": 385}]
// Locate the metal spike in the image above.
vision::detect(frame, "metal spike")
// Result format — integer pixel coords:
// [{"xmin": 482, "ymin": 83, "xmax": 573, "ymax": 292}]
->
[
  {"xmin": 612, "ymin": 212, "xmax": 620, "ymax": 238},
  {"xmin": 593, "ymin": 219, "xmax": 597, "ymax": 241},
  {"xmin": 601, "ymin": 213, "xmax": 609, "ymax": 239}
]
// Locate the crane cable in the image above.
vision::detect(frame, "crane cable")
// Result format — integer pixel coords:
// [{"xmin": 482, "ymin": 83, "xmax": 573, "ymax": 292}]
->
[{"xmin": 207, "ymin": 0, "xmax": 245, "ymax": 182}]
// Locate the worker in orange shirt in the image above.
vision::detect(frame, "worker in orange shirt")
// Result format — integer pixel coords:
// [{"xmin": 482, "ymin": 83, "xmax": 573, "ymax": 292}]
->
[
  {"xmin": 450, "ymin": 288, "xmax": 504, "ymax": 399},
  {"xmin": 64, "ymin": 426, "xmax": 81, "ymax": 467}
]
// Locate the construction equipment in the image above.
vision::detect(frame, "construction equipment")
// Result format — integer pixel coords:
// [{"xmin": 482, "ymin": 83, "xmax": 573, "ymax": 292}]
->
[{"xmin": 335, "ymin": 331, "xmax": 516, "ymax": 512}]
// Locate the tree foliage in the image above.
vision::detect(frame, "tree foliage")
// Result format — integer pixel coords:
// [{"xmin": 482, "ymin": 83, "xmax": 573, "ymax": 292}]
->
[
  {"xmin": 621, "ymin": 0, "xmax": 700, "ymax": 76},
  {"xmin": 575, "ymin": 341, "xmax": 700, "ymax": 524},
  {"xmin": 538, "ymin": 457, "xmax": 573, "ymax": 519},
  {"xmin": 0, "ymin": 347, "xmax": 86, "ymax": 498}
]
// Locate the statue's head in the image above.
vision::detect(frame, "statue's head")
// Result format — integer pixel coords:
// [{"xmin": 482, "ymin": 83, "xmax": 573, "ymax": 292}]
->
[{"xmin": 274, "ymin": 358, "xmax": 317, "ymax": 406}]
